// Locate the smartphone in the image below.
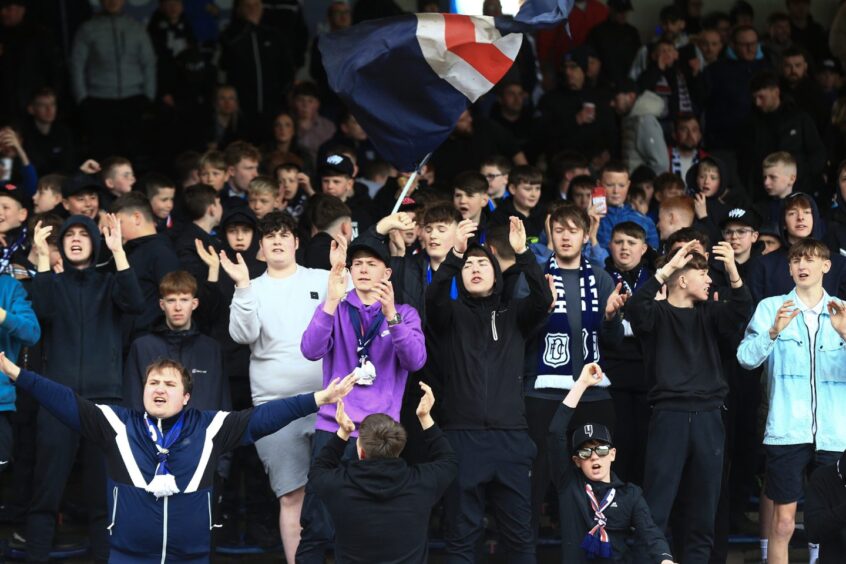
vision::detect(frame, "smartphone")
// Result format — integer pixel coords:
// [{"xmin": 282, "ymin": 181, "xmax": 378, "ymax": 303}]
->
[{"xmin": 592, "ymin": 186, "xmax": 607, "ymax": 214}]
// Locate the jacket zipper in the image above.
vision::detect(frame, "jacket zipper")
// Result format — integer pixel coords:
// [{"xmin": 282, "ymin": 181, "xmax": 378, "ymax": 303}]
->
[
  {"xmin": 800, "ymin": 317, "xmax": 818, "ymax": 444},
  {"xmin": 810, "ymin": 321, "xmax": 821, "ymax": 444},
  {"xmin": 250, "ymin": 30, "xmax": 264, "ymax": 113},
  {"xmin": 207, "ymin": 492, "xmax": 213, "ymax": 530},
  {"xmin": 160, "ymin": 496, "xmax": 169, "ymax": 564},
  {"xmin": 107, "ymin": 486, "xmax": 118, "ymax": 535}
]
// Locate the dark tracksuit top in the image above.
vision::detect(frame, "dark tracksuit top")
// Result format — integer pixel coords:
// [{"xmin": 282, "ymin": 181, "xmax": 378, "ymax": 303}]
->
[
  {"xmin": 308, "ymin": 425, "xmax": 458, "ymax": 564},
  {"xmin": 548, "ymin": 403, "xmax": 673, "ymax": 563},
  {"xmin": 14, "ymin": 369, "xmax": 319, "ymax": 563},
  {"xmin": 123, "ymin": 322, "xmax": 229, "ymax": 413}
]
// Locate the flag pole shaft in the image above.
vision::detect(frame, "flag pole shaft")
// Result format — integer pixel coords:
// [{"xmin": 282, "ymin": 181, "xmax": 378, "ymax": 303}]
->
[{"xmin": 390, "ymin": 153, "xmax": 432, "ymax": 214}]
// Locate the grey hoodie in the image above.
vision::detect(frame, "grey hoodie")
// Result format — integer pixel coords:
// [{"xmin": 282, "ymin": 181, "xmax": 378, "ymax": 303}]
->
[
  {"xmin": 621, "ymin": 90, "xmax": 669, "ymax": 176},
  {"xmin": 70, "ymin": 12, "xmax": 156, "ymax": 102}
]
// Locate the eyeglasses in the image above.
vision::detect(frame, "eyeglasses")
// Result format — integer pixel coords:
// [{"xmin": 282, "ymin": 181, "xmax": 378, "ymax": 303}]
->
[
  {"xmin": 484, "ymin": 173, "xmax": 504, "ymax": 180},
  {"xmin": 576, "ymin": 445, "xmax": 611, "ymax": 460},
  {"xmin": 722, "ymin": 228, "xmax": 754, "ymax": 238}
]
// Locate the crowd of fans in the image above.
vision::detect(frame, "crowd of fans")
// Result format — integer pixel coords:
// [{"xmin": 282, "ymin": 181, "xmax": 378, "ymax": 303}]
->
[{"xmin": 2, "ymin": 0, "xmax": 846, "ymax": 562}]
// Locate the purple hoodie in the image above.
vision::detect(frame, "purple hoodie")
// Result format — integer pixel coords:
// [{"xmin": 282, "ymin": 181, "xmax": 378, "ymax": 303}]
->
[{"xmin": 300, "ymin": 291, "xmax": 426, "ymax": 434}]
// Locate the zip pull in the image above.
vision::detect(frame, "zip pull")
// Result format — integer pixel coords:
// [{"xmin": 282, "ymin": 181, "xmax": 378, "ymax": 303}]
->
[
  {"xmin": 490, "ymin": 311, "xmax": 499, "ymax": 342},
  {"xmin": 107, "ymin": 486, "xmax": 118, "ymax": 535}
]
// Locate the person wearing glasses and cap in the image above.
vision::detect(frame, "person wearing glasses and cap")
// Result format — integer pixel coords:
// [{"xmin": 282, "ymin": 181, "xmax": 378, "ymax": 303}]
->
[{"xmin": 548, "ymin": 362, "xmax": 675, "ymax": 564}]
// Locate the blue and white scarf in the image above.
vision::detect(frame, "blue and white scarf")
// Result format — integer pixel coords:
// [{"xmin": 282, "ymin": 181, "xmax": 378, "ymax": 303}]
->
[
  {"xmin": 144, "ymin": 412, "xmax": 185, "ymax": 498},
  {"xmin": 536, "ymin": 256, "xmax": 601, "ymax": 389}
]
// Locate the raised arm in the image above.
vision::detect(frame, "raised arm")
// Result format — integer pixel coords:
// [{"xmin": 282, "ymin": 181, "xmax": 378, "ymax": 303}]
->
[
  {"xmin": 548, "ymin": 364, "xmax": 604, "ymax": 488},
  {"xmin": 300, "ymin": 262, "xmax": 346, "ymax": 360},
  {"xmin": 628, "ymin": 240, "xmax": 697, "ymax": 333},
  {"xmin": 509, "ymin": 217, "xmax": 553, "ymax": 331},
  {"xmin": 0, "ymin": 355, "xmax": 118, "ymax": 448},
  {"xmin": 372, "ymin": 278, "xmax": 426, "ymax": 371},
  {"xmin": 414, "ymin": 382, "xmax": 458, "ymax": 493},
  {"xmin": 737, "ymin": 298, "xmax": 796, "ymax": 370},
  {"xmin": 238, "ymin": 373, "xmax": 356, "ymax": 447}
]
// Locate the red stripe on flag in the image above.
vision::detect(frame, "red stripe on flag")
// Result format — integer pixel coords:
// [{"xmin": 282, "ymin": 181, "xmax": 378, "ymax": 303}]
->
[
  {"xmin": 443, "ymin": 13, "xmax": 476, "ymax": 50},
  {"xmin": 443, "ymin": 14, "xmax": 514, "ymax": 85}
]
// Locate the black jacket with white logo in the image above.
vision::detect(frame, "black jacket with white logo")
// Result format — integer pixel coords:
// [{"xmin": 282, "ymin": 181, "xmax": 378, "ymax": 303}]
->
[{"xmin": 123, "ymin": 322, "xmax": 228, "ymax": 412}]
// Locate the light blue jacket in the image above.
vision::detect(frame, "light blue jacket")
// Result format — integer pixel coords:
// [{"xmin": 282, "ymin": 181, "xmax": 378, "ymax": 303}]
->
[{"xmin": 737, "ymin": 289, "xmax": 846, "ymax": 452}]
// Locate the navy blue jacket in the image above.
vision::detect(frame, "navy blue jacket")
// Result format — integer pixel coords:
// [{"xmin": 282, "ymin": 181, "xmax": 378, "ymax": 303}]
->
[
  {"xmin": 30, "ymin": 215, "xmax": 144, "ymax": 399},
  {"xmin": 15, "ymin": 369, "xmax": 317, "ymax": 563}
]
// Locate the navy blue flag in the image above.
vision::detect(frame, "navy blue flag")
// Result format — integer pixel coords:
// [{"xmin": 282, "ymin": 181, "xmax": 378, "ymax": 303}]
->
[{"xmin": 319, "ymin": 0, "xmax": 572, "ymax": 171}]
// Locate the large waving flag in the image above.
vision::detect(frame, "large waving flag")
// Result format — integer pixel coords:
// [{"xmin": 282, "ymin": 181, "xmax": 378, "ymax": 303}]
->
[{"xmin": 319, "ymin": 0, "xmax": 572, "ymax": 171}]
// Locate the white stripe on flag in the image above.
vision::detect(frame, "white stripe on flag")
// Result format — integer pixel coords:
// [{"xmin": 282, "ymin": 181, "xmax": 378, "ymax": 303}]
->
[{"xmin": 416, "ymin": 13, "xmax": 522, "ymax": 103}]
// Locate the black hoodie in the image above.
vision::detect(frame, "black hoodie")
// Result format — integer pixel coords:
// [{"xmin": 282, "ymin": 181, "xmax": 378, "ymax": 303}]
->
[
  {"xmin": 30, "ymin": 215, "xmax": 144, "ymax": 399},
  {"xmin": 308, "ymin": 425, "xmax": 457, "ymax": 564},
  {"xmin": 425, "ymin": 244, "xmax": 551, "ymax": 429}
]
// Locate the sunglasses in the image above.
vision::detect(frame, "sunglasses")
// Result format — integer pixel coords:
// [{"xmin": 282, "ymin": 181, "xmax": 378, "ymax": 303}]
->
[{"xmin": 576, "ymin": 445, "xmax": 611, "ymax": 460}]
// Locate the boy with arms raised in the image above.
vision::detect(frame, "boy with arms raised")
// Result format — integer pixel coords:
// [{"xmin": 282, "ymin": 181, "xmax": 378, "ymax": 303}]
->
[
  {"xmin": 309, "ymin": 382, "xmax": 457, "ymax": 564},
  {"xmin": 738, "ymin": 239, "xmax": 846, "ymax": 564},
  {"xmin": 26, "ymin": 214, "xmax": 144, "ymax": 562},
  {"xmin": 0, "ymin": 354, "xmax": 354, "ymax": 563},
  {"xmin": 296, "ymin": 235, "xmax": 426, "ymax": 563},
  {"xmin": 627, "ymin": 238, "xmax": 752, "ymax": 563},
  {"xmin": 548, "ymin": 362, "xmax": 675, "ymax": 564},
  {"xmin": 426, "ymin": 216, "xmax": 552, "ymax": 563},
  {"xmin": 527, "ymin": 203, "xmax": 625, "ymax": 539},
  {"xmin": 222, "ymin": 211, "xmax": 337, "ymax": 562}
]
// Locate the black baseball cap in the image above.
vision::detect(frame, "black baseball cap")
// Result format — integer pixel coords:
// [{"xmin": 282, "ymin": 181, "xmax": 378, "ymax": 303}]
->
[
  {"xmin": 62, "ymin": 175, "xmax": 101, "ymax": 199},
  {"xmin": 0, "ymin": 182, "xmax": 28, "ymax": 207},
  {"xmin": 319, "ymin": 154, "xmax": 355, "ymax": 178},
  {"xmin": 719, "ymin": 207, "xmax": 762, "ymax": 231},
  {"xmin": 347, "ymin": 238, "xmax": 390, "ymax": 267},
  {"xmin": 571, "ymin": 422, "xmax": 613, "ymax": 453}
]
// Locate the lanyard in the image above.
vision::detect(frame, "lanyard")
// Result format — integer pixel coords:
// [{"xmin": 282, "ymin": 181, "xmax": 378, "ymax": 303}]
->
[{"xmin": 347, "ymin": 304, "xmax": 384, "ymax": 360}]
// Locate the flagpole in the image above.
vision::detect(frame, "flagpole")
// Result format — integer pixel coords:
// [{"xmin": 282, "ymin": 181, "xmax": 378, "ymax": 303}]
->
[{"xmin": 390, "ymin": 153, "xmax": 432, "ymax": 214}]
